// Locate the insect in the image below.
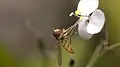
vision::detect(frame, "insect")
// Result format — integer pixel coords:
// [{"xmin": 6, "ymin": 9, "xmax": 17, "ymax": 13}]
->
[
  {"xmin": 53, "ymin": 28, "xmax": 74, "ymax": 54},
  {"xmin": 53, "ymin": 21, "xmax": 78, "ymax": 67}
]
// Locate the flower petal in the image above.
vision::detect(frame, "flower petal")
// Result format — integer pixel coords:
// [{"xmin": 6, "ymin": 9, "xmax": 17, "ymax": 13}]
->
[
  {"xmin": 77, "ymin": 0, "xmax": 99, "ymax": 16},
  {"xmin": 87, "ymin": 9, "xmax": 105, "ymax": 34},
  {"xmin": 78, "ymin": 19, "xmax": 93, "ymax": 39}
]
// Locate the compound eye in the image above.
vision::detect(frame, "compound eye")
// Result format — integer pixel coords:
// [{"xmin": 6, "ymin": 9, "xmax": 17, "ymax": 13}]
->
[
  {"xmin": 53, "ymin": 29, "xmax": 62, "ymax": 37},
  {"xmin": 54, "ymin": 29, "xmax": 60, "ymax": 32}
]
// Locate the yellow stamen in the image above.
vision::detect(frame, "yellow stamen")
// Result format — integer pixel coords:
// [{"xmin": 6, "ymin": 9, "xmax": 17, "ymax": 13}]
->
[
  {"xmin": 75, "ymin": 11, "xmax": 80, "ymax": 16},
  {"xmin": 80, "ymin": 16, "xmax": 83, "ymax": 20}
]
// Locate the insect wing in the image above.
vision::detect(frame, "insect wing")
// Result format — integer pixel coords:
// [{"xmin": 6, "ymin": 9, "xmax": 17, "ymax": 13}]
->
[
  {"xmin": 57, "ymin": 42, "xmax": 62, "ymax": 67},
  {"xmin": 87, "ymin": 9, "xmax": 105, "ymax": 34}
]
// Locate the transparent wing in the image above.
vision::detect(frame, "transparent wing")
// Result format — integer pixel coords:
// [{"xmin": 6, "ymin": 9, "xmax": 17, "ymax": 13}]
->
[
  {"xmin": 57, "ymin": 42, "xmax": 62, "ymax": 67},
  {"xmin": 78, "ymin": 19, "xmax": 93, "ymax": 39},
  {"xmin": 77, "ymin": 0, "xmax": 99, "ymax": 16},
  {"xmin": 87, "ymin": 9, "xmax": 105, "ymax": 34}
]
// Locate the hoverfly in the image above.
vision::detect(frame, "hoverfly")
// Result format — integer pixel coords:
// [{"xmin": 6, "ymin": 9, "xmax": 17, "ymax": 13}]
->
[
  {"xmin": 53, "ymin": 21, "xmax": 79, "ymax": 67},
  {"xmin": 53, "ymin": 28, "xmax": 74, "ymax": 54}
]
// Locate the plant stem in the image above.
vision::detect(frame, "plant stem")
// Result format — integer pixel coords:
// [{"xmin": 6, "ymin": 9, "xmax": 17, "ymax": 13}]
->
[
  {"xmin": 106, "ymin": 42, "xmax": 120, "ymax": 50},
  {"xmin": 85, "ymin": 42, "xmax": 120, "ymax": 67},
  {"xmin": 85, "ymin": 41, "xmax": 104, "ymax": 67},
  {"xmin": 85, "ymin": 24, "xmax": 109, "ymax": 67}
]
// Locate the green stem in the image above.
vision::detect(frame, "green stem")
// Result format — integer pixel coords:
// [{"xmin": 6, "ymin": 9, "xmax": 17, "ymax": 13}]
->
[
  {"xmin": 85, "ymin": 42, "xmax": 120, "ymax": 67},
  {"xmin": 106, "ymin": 42, "xmax": 120, "ymax": 50},
  {"xmin": 85, "ymin": 42, "xmax": 104, "ymax": 67}
]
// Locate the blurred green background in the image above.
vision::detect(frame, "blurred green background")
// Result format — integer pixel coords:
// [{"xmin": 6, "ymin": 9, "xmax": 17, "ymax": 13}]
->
[{"xmin": 0, "ymin": 0, "xmax": 120, "ymax": 67}]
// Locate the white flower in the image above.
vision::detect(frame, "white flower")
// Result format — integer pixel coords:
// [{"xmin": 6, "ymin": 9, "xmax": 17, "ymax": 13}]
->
[
  {"xmin": 87, "ymin": 9, "xmax": 105, "ymax": 34},
  {"xmin": 78, "ymin": 9, "xmax": 105, "ymax": 39},
  {"xmin": 69, "ymin": 0, "xmax": 99, "ymax": 17},
  {"xmin": 69, "ymin": 0, "xmax": 105, "ymax": 39},
  {"xmin": 77, "ymin": 17, "xmax": 93, "ymax": 39},
  {"xmin": 77, "ymin": 0, "xmax": 99, "ymax": 16}
]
